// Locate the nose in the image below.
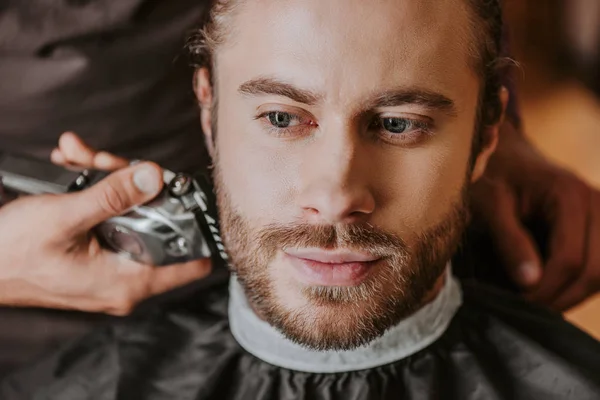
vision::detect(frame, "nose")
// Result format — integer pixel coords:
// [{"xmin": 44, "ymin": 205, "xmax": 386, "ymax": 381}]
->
[{"xmin": 297, "ymin": 125, "xmax": 376, "ymax": 224}]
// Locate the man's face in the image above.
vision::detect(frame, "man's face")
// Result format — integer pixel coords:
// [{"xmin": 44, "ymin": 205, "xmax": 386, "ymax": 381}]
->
[{"xmin": 200, "ymin": 0, "xmax": 498, "ymax": 350}]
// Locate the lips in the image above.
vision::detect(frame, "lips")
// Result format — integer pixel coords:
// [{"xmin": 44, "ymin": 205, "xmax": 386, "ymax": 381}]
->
[{"xmin": 284, "ymin": 248, "xmax": 380, "ymax": 286}]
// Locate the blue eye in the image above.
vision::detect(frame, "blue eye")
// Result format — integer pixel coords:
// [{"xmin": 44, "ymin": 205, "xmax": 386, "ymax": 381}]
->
[
  {"xmin": 382, "ymin": 117, "xmax": 410, "ymax": 134},
  {"xmin": 267, "ymin": 112, "xmax": 294, "ymax": 128},
  {"xmin": 257, "ymin": 110, "xmax": 317, "ymax": 138},
  {"xmin": 369, "ymin": 115, "xmax": 433, "ymax": 145}
]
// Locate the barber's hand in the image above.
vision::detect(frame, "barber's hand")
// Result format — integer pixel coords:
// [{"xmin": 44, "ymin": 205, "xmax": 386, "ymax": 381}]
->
[
  {"xmin": 471, "ymin": 122, "xmax": 600, "ymax": 311},
  {"xmin": 0, "ymin": 132, "xmax": 212, "ymax": 315}
]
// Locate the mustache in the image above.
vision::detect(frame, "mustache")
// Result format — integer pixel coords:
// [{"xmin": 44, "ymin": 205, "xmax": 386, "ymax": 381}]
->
[{"xmin": 256, "ymin": 222, "xmax": 409, "ymax": 259}]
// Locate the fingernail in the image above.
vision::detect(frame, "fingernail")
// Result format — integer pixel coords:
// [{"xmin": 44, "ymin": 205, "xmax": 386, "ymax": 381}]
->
[
  {"xmin": 519, "ymin": 262, "xmax": 541, "ymax": 286},
  {"xmin": 133, "ymin": 165, "xmax": 160, "ymax": 194}
]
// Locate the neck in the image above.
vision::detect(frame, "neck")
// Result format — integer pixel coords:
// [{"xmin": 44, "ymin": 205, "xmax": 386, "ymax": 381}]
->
[{"xmin": 228, "ymin": 263, "xmax": 462, "ymax": 373}]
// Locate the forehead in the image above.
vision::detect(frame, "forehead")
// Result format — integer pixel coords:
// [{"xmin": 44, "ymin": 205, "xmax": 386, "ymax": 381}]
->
[{"xmin": 217, "ymin": 0, "xmax": 478, "ymax": 105}]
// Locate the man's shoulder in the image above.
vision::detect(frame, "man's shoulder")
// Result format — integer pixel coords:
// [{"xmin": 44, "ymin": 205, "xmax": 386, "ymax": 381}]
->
[
  {"xmin": 450, "ymin": 279, "xmax": 600, "ymax": 394},
  {"xmin": 0, "ymin": 324, "xmax": 118, "ymax": 399},
  {"xmin": 0, "ymin": 282, "xmax": 233, "ymax": 399},
  {"xmin": 458, "ymin": 279, "xmax": 596, "ymax": 339},
  {"xmin": 458, "ymin": 279, "xmax": 600, "ymax": 352}
]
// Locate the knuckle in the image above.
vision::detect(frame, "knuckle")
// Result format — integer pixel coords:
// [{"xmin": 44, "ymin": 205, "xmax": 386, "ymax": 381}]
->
[
  {"xmin": 108, "ymin": 302, "xmax": 135, "ymax": 317},
  {"xmin": 552, "ymin": 173, "xmax": 589, "ymax": 199},
  {"xmin": 104, "ymin": 289, "xmax": 137, "ymax": 316},
  {"xmin": 559, "ymin": 256, "xmax": 583, "ymax": 274},
  {"xmin": 202, "ymin": 264, "xmax": 213, "ymax": 276},
  {"xmin": 585, "ymin": 271, "xmax": 600, "ymax": 291},
  {"xmin": 180, "ymin": 260, "xmax": 212, "ymax": 280},
  {"xmin": 195, "ymin": 266, "xmax": 212, "ymax": 280},
  {"xmin": 96, "ymin": 182, "xmax": 129, "ymax": 215},
  {"xmin": 195, "ymin": 260, "xmax": 213, "ymax": 275}
]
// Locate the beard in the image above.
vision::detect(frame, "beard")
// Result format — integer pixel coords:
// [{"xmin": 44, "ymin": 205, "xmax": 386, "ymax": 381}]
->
[{"xmin": 213, "ymin": 158, "xmax": 469, "ymax": 351}]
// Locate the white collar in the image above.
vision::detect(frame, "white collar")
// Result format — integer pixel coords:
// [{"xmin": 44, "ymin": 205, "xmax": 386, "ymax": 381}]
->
[{"xmin": 228, "ymin": 264, "xmax": 462, "ymax": 373}]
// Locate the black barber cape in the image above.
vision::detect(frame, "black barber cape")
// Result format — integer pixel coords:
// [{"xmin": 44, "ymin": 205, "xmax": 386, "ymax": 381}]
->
[{"xmin": 1, "ymin": 271, "xmax": 599, "ymax": 400}]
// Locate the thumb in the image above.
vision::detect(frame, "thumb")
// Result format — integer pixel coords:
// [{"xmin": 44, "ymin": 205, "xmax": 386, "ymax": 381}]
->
[
  {"xmin": 492, "ymin": 216, "xmax": 543, "ymax": 290},
  {"xmin": 62, "ymin": 162, "xmax": 164, "ymax": 233},
  {"xmin": 472, "ymin": 180, "xmax": 542, "ymax": 290}
]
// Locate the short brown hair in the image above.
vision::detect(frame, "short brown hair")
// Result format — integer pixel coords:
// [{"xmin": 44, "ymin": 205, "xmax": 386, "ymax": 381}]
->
[{"xmin": 186, "ymin": 0, "xmax": 505, "ymax": 135}]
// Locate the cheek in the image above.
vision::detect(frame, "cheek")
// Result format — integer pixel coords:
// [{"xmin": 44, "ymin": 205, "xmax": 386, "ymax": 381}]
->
[
  {"xmin": 215, "ymin": 100, "xmax": 298, "ymax": 222},
  {"xmin": 378, "ymin": 128, "xmax": 472, "ymax": 233}
]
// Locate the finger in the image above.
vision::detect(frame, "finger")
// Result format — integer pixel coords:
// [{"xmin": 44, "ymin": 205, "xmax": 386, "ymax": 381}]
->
[
  {"xmin": 493, "ymin": 218, "xmax": 543, "ymax": 289},
  {"xmin": 50, "ymin": 147, "xmax": 88, "ymax": 172},
  {"xmin": 550, "ymin": 281, "xmax": 591, "ymax": 312},
  {"xmin": 59, "ymin": 162, "xmax": 164, "ymax": 233},
  {"xmin": 551, "ymin": 189, "xmax": 600, "ymax": 311},
  {"xmin": 59, "ymin": 132, "xmax": 128, "ymax": 171},
  {"xmin": 91, "ymin": 254, "xmax": 212, "ymax": 315},
  {"xmin": 58, "ymin": 131, "xmax": 97, "ymax": 167},
  {"xmin": 527, "ymin": 180, "xmax": 590, "ymax": 304},
  {"xmin": 472, "ymin": 180, "xmax": 542, "ymax": 289},
  {"xmin": 50, "ymin": 147, "xmax": 68, "ymax": 166},
  {"xmin": 146, "ymin": 258, "xmax": 213, "ymax": 297},
  {"xmin": 93, "ymin": 151, "xmax": 129, "ymax": 171}
]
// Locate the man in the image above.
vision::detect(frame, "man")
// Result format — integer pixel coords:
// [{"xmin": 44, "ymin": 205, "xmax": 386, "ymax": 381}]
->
[
  {"xmin": 3, "ymin": 0, "xmax": 600, "ymax": 379},
  {"xmin": 0, "ymin": 0, "xmax": 598, "ymax": 318},
  {"xmin": 2, "ymin": 0, "xmax": 599, "ymax": 398}
]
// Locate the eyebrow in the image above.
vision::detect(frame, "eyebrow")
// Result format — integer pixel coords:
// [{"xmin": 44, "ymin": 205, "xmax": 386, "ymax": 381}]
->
[
  {"xmin": 238, "ymin": 77, "xmax": 457, "ymax": 116},
  {"xmin": 238, "ymin": 77, "xmax": 322, "ymax": 105},
  {"xmin": 364, "ymin": 89, "xmax": 458, "ymax": 116}
]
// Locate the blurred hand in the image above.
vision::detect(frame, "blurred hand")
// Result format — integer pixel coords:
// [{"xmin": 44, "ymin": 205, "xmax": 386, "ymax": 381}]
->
[
  {"xmin": 50, "ymin": 131, "xmax": 130, "ymax": 171},
  {"xmin": 0, "ymin": 132, "xmax": 211, "ymax": 315},
  {"xmin": 471, "ymin": 123, "xmax": 600, "ymax": 311}
]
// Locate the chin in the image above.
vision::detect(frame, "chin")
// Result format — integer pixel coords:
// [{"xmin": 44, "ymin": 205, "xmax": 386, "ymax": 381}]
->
[
  {"xmin": 276, "ymin": 302, "xmax": 389, "ymax": 351},
  {"xmin": 268, "ymin": 275, "xmax": 396, "ymax": 351},
  {"xmin": 237, "ymin": 256, "xmax": 431, "ymax": 352}
]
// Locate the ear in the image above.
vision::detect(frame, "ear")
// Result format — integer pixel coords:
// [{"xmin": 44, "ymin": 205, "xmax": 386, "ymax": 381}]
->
[
  {"xmin": 470, "ymin": 87, "xmax": 510, "ymax": 183},
  {"xmin": 194, "ymin": 68, "xmax": 215, "ymax": 157}
]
